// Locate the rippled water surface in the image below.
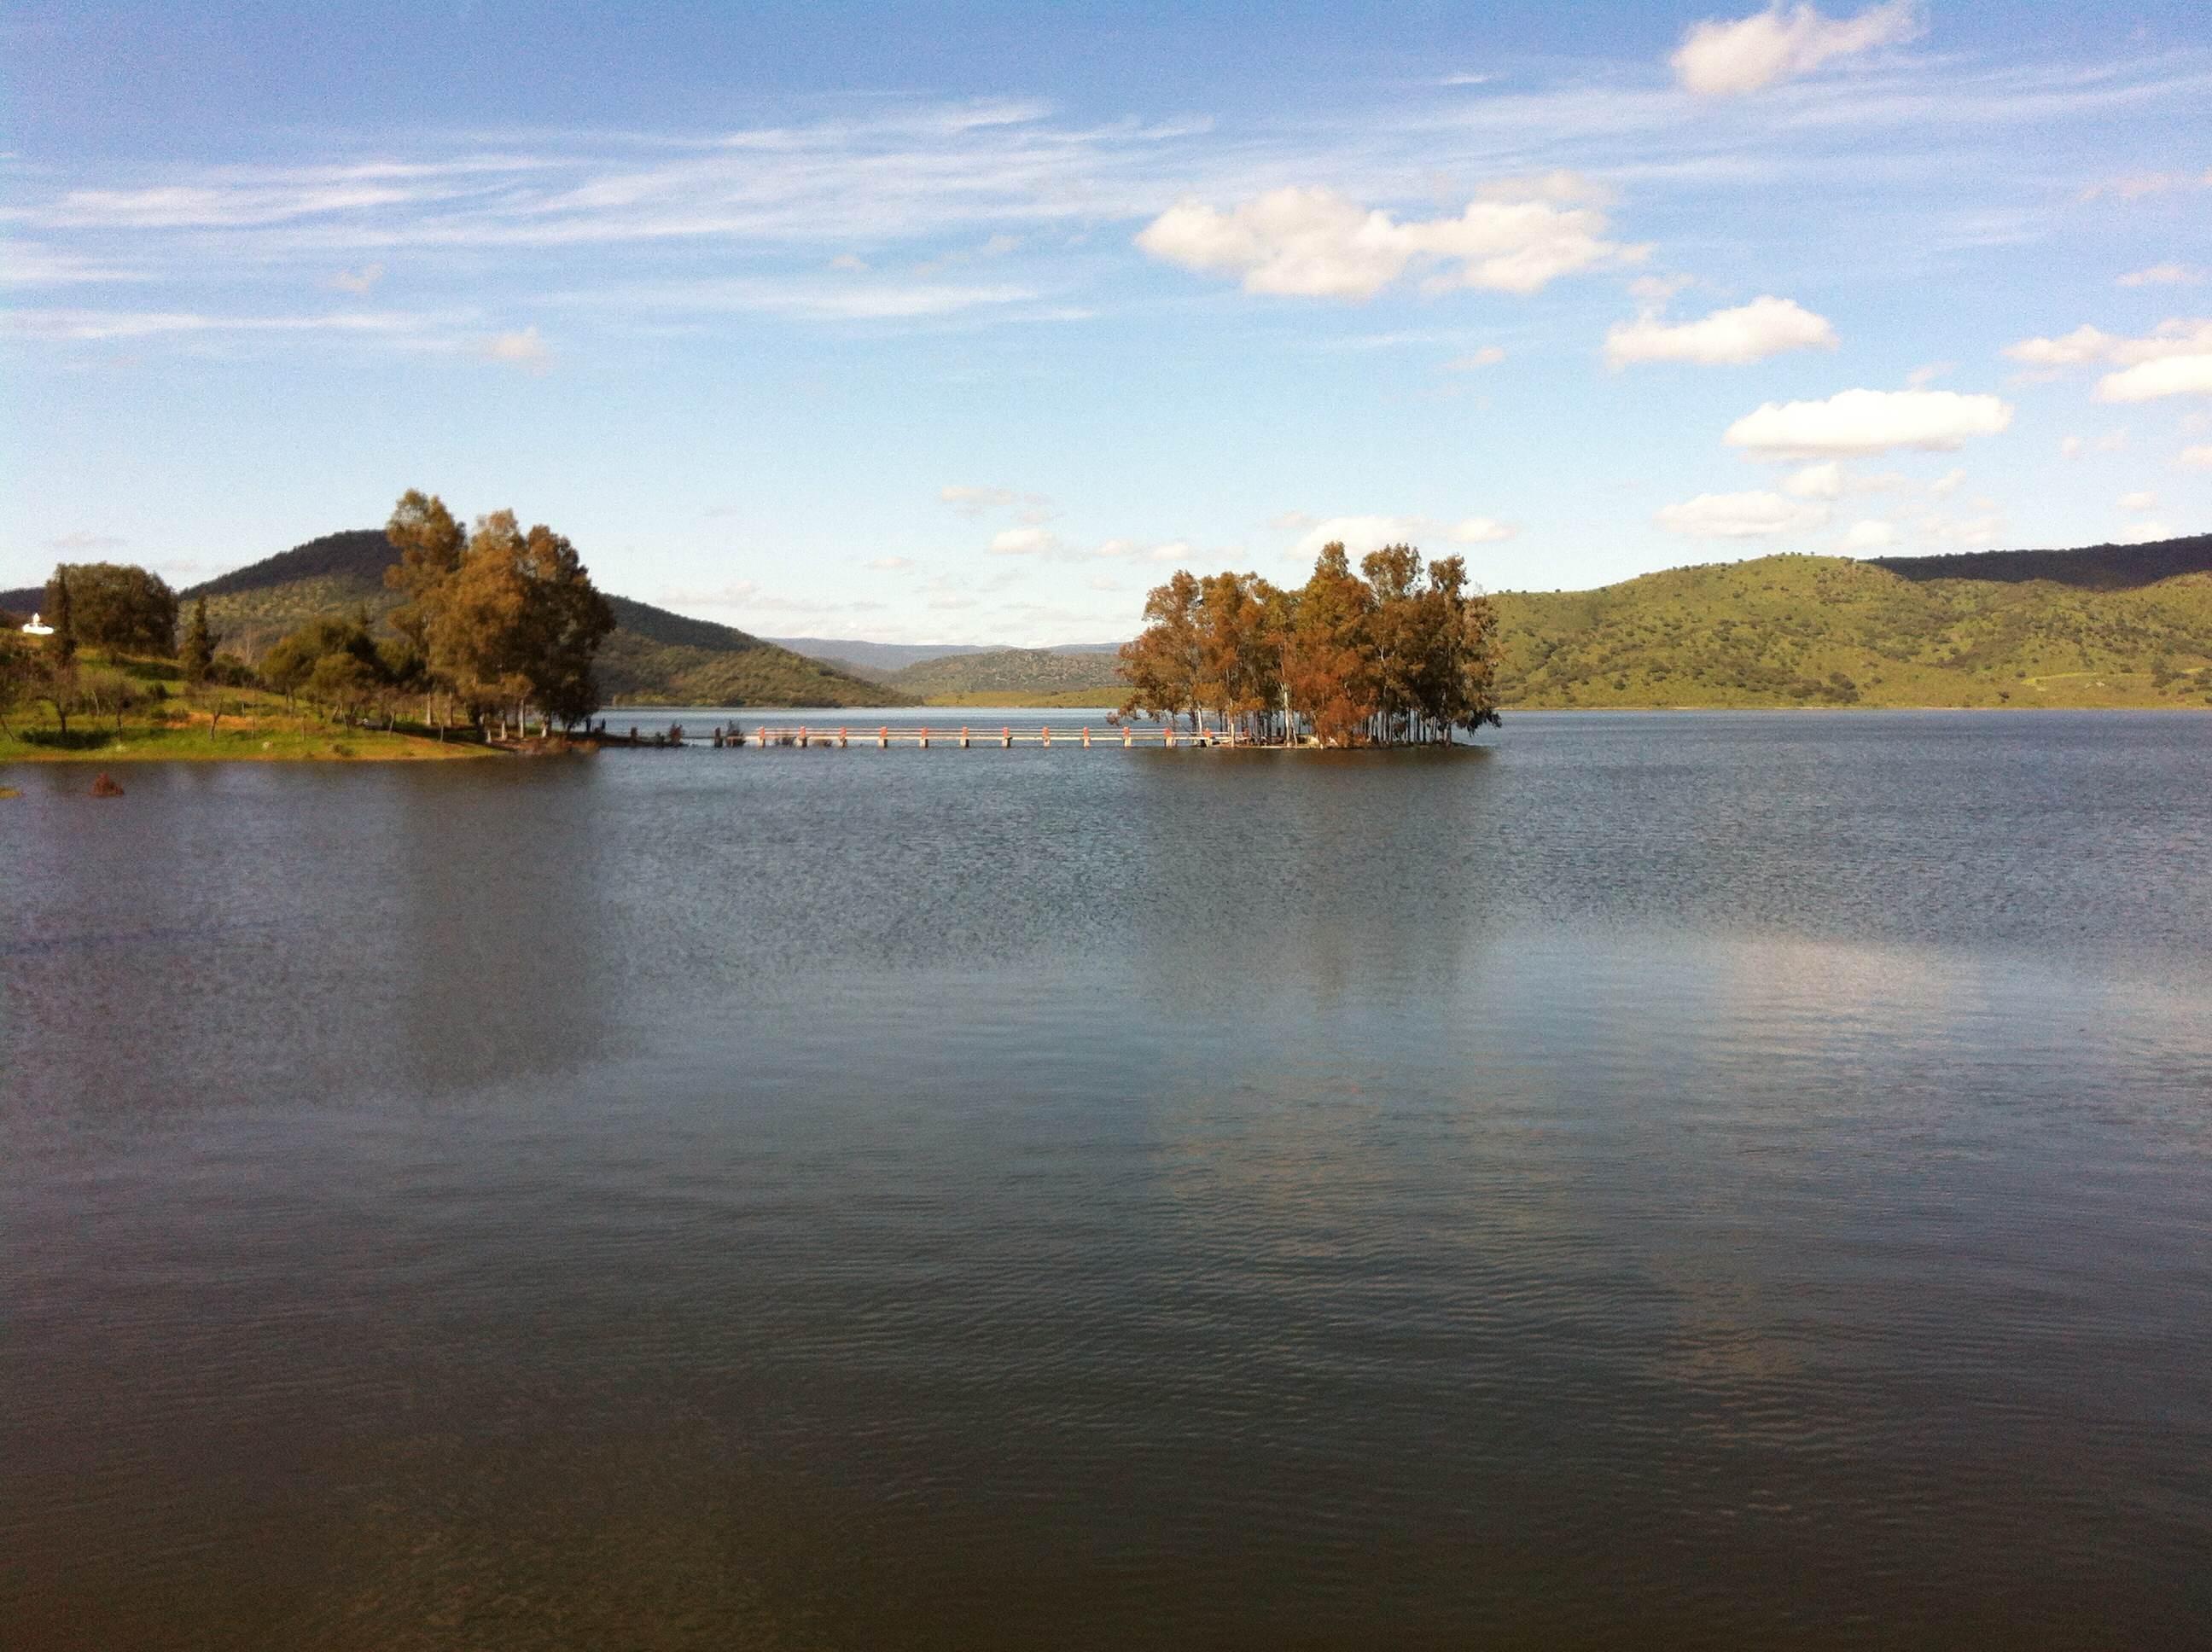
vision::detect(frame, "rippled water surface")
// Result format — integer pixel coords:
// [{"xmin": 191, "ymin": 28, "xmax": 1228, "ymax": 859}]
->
[{"xmin": 4, "ymin": 712, "xmax": 2210, "ymax": 1649}]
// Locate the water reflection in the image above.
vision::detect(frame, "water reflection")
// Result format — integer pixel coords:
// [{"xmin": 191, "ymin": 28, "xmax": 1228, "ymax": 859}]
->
[{"xmin": 3, "ymin": 714, "xmax": 2210, "ymax": 1648}]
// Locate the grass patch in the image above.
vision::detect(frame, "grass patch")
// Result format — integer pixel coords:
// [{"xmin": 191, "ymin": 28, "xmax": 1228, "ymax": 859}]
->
[{"xmin": 0, "ymin": 688, "xmax": 496, "ymax": 765}]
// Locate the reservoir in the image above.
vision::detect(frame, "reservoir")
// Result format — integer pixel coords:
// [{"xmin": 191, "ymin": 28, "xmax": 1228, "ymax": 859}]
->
[{"xmin": 4, "ymin": 711, "xmax": 2209, "ymax": 1648}]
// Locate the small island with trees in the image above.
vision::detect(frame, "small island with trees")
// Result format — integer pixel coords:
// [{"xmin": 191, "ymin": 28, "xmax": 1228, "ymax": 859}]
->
[{"xmin": 1117, "ymin": 543, "xmax": 1501, "ymax": 745}]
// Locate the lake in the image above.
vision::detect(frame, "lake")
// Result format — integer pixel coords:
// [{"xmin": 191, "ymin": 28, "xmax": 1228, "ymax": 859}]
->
[{"xmin": 4, "ymin": 711, "xmax": 2209, "ymax": 1649}]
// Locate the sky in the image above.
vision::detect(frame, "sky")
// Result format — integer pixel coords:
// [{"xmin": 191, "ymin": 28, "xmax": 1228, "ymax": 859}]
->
[{"xmin": 2, "ymin": 0, "xmax": 2209, "ymax": 644}]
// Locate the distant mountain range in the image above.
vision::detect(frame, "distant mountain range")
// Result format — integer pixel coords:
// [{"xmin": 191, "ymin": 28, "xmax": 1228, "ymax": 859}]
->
[{"xmin": 7, "ymin": 531, "xmax": 2208, "ymax": 709}]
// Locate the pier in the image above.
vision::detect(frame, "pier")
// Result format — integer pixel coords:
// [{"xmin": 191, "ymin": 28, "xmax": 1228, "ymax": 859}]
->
[{"xmin": 590, "ymin": 722, "xmax": 1278, "ymax": 750}]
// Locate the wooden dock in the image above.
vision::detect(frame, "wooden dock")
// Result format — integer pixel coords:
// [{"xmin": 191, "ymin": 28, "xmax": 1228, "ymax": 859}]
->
[{"xmin": 585, "ymin": 722, "xmax": 1278, "ymax": 749}]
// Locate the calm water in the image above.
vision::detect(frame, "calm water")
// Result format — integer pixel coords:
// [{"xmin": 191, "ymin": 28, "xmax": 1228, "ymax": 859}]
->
[{"xmin": 4, "ymin": 712, "xmax": 2209, "ymax": 1649}]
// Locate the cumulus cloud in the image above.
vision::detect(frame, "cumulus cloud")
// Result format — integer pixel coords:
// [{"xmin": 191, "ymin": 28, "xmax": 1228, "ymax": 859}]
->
[
  {"xmin": 329, "ymin": 264, "xmax": 384, "ymax": 294},
  {"xmin": 1444, "ymin": 346, "xmax": 1507, "ymax": 370},
  {"xmin": 1841, "ymin": 519, "xmax": 1896, "ymax": 550},
  {"xmin": 1135, "ymin": 179, "xmax": 1636, "ymax": 300},
  {"xmin": 988, "ymin": 526, "xmax": 1057, "ymax": 556},
  {"xmin": 2117, "ymin": 263, "xmax": 2200, "ymax": 288},
  {"xmin": 1724, "ymin": 388, "xmax": 2013, "ymax": 457},
  {"xmin": 2098, "ymin": 354, "xmax": 2212, "ymax": 403},
  {"xmin": 1671, "ymin": 1, "xmax": 1924, "ymax": 97},
  {"xmin": 864, "ymin": 556, "xmax": 913, "ymax": 571},
  {"xmin": 1656, "ymin": 490, "xmax": 1824, "ymax": 538},
  {"xmin": 2115, "ymin": 520, "xmax": 2174, "ymax": 544},
  {"xmin": 1289, "ymin": 513, "xmax": 1517, "ymax": 560},
  {"xmin": 2119, "ymin": 491, "xmax": 2158, "ymax": 512},
  {"xmin": 2005, "ymin": 317, "xmax": 2212, "ymax": 401},
  {"xmin": 2180, "ymin": 445, "xmax": 2212, "ymax": 471},
  {"xmin": 1784, "ymin": 461, "xmax": 1845, "ymax": 498},
  {"xmin": 478, "ymin": 325, "xmax": 551, "ymax": 371},
  {"xmin": 1604, "ymin": 295, "xmax": 1837, "ymax": 367}
]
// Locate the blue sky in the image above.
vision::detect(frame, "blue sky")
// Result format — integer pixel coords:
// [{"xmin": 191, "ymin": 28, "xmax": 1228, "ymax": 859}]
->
[{"xmin": 3, "ymin": 0, "xmax": 2208, "ymax": 643}]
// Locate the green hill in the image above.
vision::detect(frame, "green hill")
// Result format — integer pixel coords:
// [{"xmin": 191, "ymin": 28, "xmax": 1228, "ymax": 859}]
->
[
  {"xmin": 1, "ymin": 527, "xmax": 899, "ymax": 707},
  {"xmin": 1494, "ymin": 549, "xmax": 2212, "ymax": 708},
  {"xmin": 888, "ymin": 647, "xmax": 1125, "ymax": 704}
]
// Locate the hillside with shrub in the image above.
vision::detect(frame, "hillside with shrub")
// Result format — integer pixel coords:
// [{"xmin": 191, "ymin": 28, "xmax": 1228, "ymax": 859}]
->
[{"xmin": 0, "ymin": 528, "xmax": 898, "ymax": 708}]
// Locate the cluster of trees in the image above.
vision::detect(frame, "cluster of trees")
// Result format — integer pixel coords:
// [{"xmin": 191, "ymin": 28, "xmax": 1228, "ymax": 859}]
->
[
  {"xmin": 1117, "ymin": 544, "xmax": 1501, "ymax": 745},
  {"xmin": 3, "ymin": 489, "xmax": 615, "ymax": 744},
  {"xmin": 376, "ymin": 491, "xmax": 614, "ymax": 734},
  {"xmin": 44, "ymin": 562, "xmax": 181, "ymax": 655}
]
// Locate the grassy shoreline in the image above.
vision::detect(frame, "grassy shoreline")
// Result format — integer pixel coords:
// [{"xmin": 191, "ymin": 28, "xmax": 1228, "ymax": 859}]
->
[{"xmin": 1, "ymin": 701, "xmax": 496, "ymax": 765}]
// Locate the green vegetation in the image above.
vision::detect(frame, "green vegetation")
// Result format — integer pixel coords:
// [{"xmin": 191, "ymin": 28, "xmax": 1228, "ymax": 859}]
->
[
  {"xmin": 596, "ymin": 596, "xmax": 907, "ymax": 707},
  {"xmin": 1493, "ymin": 552, "xmax": 2212, "ymax": 708},
  {"xmin": 379, "ymin": 490, "xmax": 616, "ymax": 732},
  {"xmin": 1120, "ymin": 545, "xmax": 1501, "ymax": 744},
  {"xmin": 33, "ymin": 521, "xmax": 898, "ymax": 708},
  {"xmin": 882, "ymin": 647, "xmax": 1121, "ymax": 702},
  {"xmin": 0, "ymin": 644, "xmax": 491, "ymax": 763}
]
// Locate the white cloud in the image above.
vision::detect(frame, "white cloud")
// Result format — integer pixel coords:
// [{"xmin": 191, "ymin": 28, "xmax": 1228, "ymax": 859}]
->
[
  {"xmin": 1905, "ymin": 361, "xmax": 1953, "ymax": 387},
  {"xmin": 941, "ymin": 485, "xmax": 1018, "ymax": 516},
  {"xmin": 478, "ymin": 325, "xmax": 551, "ymax": 371},
  {"xmin": 2117, "ymin": 263, "xmax": 2200, "ymax": 288},
  {"xmin": 2119, "ymin": 491, "xmax": 2158, "ymax": 512},
  {"xmin": 2005, "ymin": 325, "xmax": 2122, "ymax": 368},
  {"xmin": 2114, "ymin": 520, "xmax": 2174, "ymax": 544},
  {"xmin": 829, "ymin": 253, "xmax": 868, "ymax": 272},
  {"xmin": 864, "ymin": 556, "xmax": 913, "ymax": 571},
  {"xmin": 1605, "ymin": 295, "xmax": 1837, "ymax": 367},
  {"xmin": 2180, "ymin": 445, "xmax": 2212, "ymax": 471},
  {"xmin": 1135, "ymin": 179, "xmax": 1635, "ymax": 300},
  {"xmin": 1289, "ymin": 513, "xmax": 1516, "ymax": 560},
  {"xmin": 1918, "ymin": 510, "xmax": 2005, "ymax": 546},
  {"xmin": 988, "ymin": 526, "xmax": 1056, "ymax": 556},
  {"xmin": 2098, "ymin": 354, "xmax": 2212, "ymax": 403},
  {"xmin": 1671, "ymin": 2, "xmax": 1924, "ymax": 97},
  {"xmin": 2079, "ymin": 169, "xmax": 2212, "ymax": 203},
  {"xmin": 1267, "ymin": 510, "xmax": 1315, "ymax": 532},
  {"xmin": 1629, "ymin": 273, "xmax": 1696, "ymax": 306},
  {"xmin": 1655, "ymin": 490, "xmax": 1825, "ymax": 538},
  {"xmin": 0, "ymin": 306, "xmax": 438, "ymax": 342},
  {"xmin": 1444, "ymin": 346, "xmax": 1507, "ymax": 370},
  {"xmin": 1841, "ymin": 518, "xmax": 1896, "ymax": 550},
  {"xmin": 2060, "ymin": 429, "xmax": 2128, "ymax": 459},
  {"xmin": 2005, "ymin": 318, "xmax": 2212, "ymax": 373},
  {"xmin": 1784, "ymin": 460, "xmax": 1845, "ymax": 498},
  {"xmin": 330, "ymin": 264, "xmax": 384, "ymax": 294},
  {"xmin": 1725, "ymin": 388, "xmax": 2013, "ymax": 457},
  {"xmin": 1929, "ymin": 467, "xmax": 1966, "ymax": 497}
]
